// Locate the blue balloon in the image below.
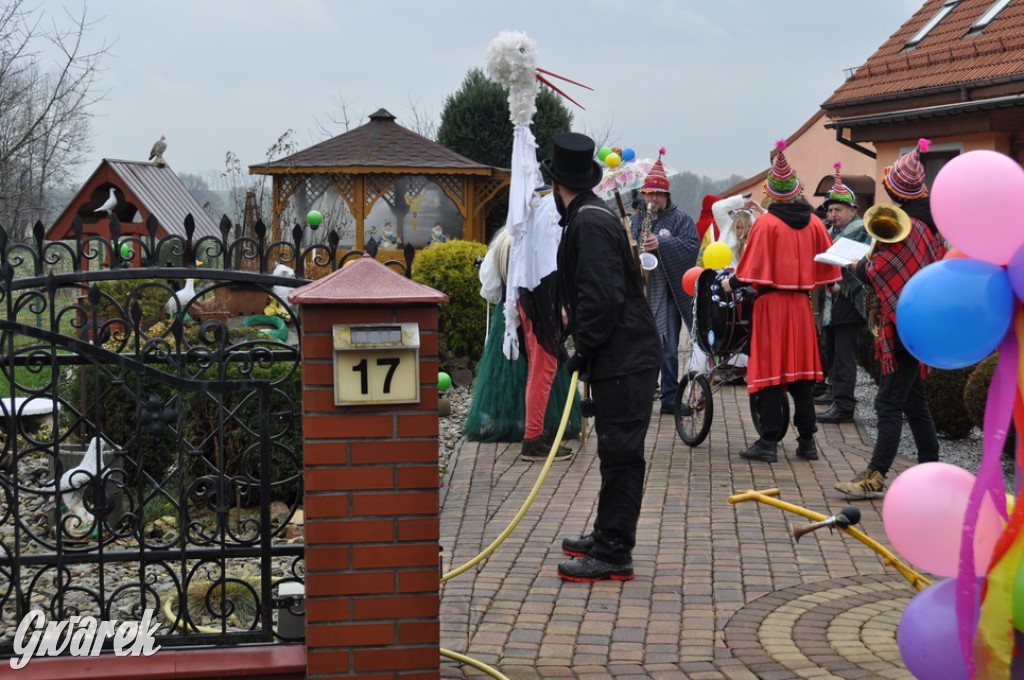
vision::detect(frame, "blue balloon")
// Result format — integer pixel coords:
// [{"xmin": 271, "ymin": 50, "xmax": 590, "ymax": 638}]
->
[
  {"xmin": 621, "ymin": 147, "xmax": 636, "ymax": 162},
  {"xmin": 896, "ymin": 258, "xmax": 1013, "ymax": 369}
]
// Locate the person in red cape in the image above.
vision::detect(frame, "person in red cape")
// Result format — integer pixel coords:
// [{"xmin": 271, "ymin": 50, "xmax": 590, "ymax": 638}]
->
[{"xmin": 721, "ymin": 141, "xmax": 841, "ymax": 463}]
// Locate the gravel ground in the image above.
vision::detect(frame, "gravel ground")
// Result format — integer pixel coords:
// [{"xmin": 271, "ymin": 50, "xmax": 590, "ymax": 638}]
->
[{"xmin": 851, "ymin": 364, "xmax": 1015, "ymax": 490}]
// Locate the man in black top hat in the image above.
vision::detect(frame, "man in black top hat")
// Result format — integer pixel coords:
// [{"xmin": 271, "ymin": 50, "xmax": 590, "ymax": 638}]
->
[{"xmin": 544, "ymin": 132, "xmax": 661, "ymax": 582}]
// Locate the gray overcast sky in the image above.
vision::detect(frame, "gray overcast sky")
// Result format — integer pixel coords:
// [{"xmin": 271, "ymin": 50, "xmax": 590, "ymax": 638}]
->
[{"xmin": 47, "ymin": 0, "xmax": 923, "ymax": 185}]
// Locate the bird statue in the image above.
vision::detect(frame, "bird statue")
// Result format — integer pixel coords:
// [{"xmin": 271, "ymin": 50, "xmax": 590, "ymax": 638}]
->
[
  {"xmin": 47, "ymin": 437, "xmax": 109, "ymax": 540},
  {"xmin": 149, "ymin": 135, "xmax": 167, "ymax": 166},
  {"xmin": 95, "ymin": 187, "xmax": 117, "ymax": 216},
  {"xmin": 166, "ymin": 277, "xmax": 199, "ymax": 320},
  {"xmin": 264, "ymin": 263, "xmax": 295, "ymax": 322}
]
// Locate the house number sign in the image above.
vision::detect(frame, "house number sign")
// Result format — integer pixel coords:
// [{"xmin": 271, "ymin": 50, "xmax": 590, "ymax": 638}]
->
[{"xmin": 333, "ymin": 323, "xmax": 420, "ymax": 405}]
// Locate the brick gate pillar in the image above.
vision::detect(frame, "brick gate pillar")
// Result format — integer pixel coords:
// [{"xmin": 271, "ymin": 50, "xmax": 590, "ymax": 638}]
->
[{"xmin": 290, "ymin": 255, "xmax": 448, "ymax": 679}]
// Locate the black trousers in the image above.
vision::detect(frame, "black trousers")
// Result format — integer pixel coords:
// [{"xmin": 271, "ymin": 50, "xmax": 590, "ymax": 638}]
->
[
  {"xmin": 588, "ymin": 367, "xmax": 659, "ymax": 565},
  {"xmin": 823, "ymin": 321, "xmax": 863, "ymax": 412},
  {"xmin": 752, "ymin": 380, "xmax": 817, "ymax": 443},
  {"xmin": 868, "ymin": 344, "xmax": 939, "ymax": 476}
]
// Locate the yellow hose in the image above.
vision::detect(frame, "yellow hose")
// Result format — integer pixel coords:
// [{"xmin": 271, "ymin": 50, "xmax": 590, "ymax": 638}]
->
[
  {"xmin": 438, "ymin": 371, "xmax": 579, "ymax": 680},
  {"xmin": 441, "ymin": 371, "xmax": 579, "ymax": 582},
  {"xmin": 440, "ymin": 647, "xmax": 512, "ymax": 680}
]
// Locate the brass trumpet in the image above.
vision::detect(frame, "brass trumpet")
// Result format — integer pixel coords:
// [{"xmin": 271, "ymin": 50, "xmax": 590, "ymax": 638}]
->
[{"xmin": 862, "ymin": 204, "xmax": 912, "ymax": 336}]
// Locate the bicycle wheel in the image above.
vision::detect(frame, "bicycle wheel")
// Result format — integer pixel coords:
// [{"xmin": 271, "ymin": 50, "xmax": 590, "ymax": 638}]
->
[
  {"xmin": 675, "ymin": 371, "xmax": 713, "ymax": 447},
  {"xmin": 749, "ymin": 390, "xmax": 790, "ymax": 440}
]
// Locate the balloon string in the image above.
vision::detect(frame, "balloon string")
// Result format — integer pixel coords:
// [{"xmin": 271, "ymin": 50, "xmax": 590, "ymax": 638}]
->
[{"xmin": 956, "ymin": 308, "xmax": 1020, "ymax": 675}]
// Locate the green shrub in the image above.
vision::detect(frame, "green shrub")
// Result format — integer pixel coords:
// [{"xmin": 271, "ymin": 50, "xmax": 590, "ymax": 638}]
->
[
  {"xmin": 84, "ymin": 279, "xmax": 171, "ymax": 330},
  {"xmin": 926, "ymin": 365, "xmax": 977, "ymax": 439},
  {"xmin": 411, "ymin": 239, "xmax": 489, "ymax": 365},
  {"xmin": 964, "ymin": 353, "xmax": 998, "ymax": 431}
]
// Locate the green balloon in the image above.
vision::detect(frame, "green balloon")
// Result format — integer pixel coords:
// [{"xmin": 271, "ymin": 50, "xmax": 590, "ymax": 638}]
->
[
  {"xmin": 437, "ymin": 372, "xmax": 452, "ymax": 391},
  {"xmin": 119, "ymin": 242, "xmax": 131, "ymax": 258},
  {"xmin": 307, "ymin": 210, "xmax": 323, "ymax": 227},
  {"xmin": 597, "ymin": 146, "xmax": 612, "ymax": 162}
]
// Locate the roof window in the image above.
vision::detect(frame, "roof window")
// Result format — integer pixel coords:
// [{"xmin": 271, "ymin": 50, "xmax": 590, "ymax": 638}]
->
[
  {"xmin": 966, "ymin": 0, "xmax": 1012, "ymax": 35},
  {"xmin": 904, "ymin": 0, "xmax": 961, "ymax": 49}
]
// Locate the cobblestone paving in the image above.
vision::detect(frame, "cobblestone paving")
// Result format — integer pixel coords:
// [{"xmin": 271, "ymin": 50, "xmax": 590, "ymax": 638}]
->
[{"xmin": 439, "ymin": 381, "xmax": 921, "ymax": 679}]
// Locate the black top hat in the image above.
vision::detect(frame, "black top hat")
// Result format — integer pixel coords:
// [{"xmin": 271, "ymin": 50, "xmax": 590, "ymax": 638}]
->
[{"xmin": 541, "ymin": 132, "xmax": 602, "ymax": 191}]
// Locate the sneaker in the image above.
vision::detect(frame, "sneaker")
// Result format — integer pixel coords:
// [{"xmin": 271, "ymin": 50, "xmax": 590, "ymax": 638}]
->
[
  {"xmin": 739, "ymin": 438, "xmax": 777, "ymax": 463},
  {"xmin": 520, "ymin": 436, "xmax": 573, "ymax": 462},
  {"xmin": 561, "ymin": 534, "xmax": 595, "ymax": 557},
  {"xmin": 795, "ymin": 436, "xmax": 819, "ymax": 461},
  {"xmin": 835, "ymin": 469, "xmax": 886, "ymax": 499},
  {"xmin": 557, "ymin": 555, "xmax": 634, "ymax": 582}
]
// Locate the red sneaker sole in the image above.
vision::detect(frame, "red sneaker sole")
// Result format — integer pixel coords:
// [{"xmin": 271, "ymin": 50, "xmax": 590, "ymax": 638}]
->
[
  {"xmin": 561, "ymin": 547, "xmax": 588, "ymax": 557},
  {"xmin": 557, "ymin": 570, "xmax": 634, "ymax": 582}
]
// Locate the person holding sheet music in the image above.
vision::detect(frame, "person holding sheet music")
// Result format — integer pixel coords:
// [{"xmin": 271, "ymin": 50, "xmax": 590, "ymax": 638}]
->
[{"xmin": 816, "ymin": 165, "xmax": 871, "ymax": 424}]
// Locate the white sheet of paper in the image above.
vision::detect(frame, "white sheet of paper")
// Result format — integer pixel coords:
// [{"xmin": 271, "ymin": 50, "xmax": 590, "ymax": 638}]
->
[{"xmin": 814, "ymin": 237, "xmax": 871, "ymax": 266}]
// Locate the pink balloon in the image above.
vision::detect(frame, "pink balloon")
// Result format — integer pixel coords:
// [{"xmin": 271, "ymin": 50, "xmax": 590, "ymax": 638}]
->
[
  {"xmin": 882, "ymin": 462, "xmax": 1004, "ymax": 578},
  {"xmin": 931, "ymin": 150, "xmax": 1024, "ymax": 265}
]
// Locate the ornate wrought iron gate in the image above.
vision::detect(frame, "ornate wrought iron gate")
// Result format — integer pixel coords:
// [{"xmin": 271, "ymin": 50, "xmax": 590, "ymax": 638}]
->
[{"xmin": 0, "ymin": 214, "xmax": 411, "ymax": 654}]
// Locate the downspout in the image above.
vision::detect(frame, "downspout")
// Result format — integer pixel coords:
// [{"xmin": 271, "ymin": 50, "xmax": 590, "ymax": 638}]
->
[{"xmin": 834, "ymin": 127, "xmax": 876, "ymax": 159}]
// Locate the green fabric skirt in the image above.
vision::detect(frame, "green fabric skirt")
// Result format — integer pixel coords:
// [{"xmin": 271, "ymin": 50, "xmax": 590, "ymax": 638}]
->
[{"xmin": 463, "ymin": 303, "xmax": 582, "ymax": 442}]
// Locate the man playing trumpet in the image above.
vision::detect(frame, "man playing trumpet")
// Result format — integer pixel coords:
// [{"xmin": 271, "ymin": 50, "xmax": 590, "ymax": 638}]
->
[
  {"xmin": 628, "ymin": 149, "xmax": 700, "ymax": 415},
  {"xmin": 835, "ymin": 139, "xmax": 947, "ymax": 499}
]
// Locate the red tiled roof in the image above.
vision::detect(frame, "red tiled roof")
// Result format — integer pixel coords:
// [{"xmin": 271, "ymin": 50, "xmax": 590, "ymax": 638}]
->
[
  {"xmin": 251, "ymin": 108, "xmax": 494, "ymax": 173},
  {"xmin": 824, "ymin": 0, "xmax": 1024, "ymax": 107}
]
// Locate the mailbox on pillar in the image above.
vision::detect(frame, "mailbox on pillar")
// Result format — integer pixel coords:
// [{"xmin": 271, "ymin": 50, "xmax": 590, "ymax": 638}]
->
[{"xmin": 333, "ymin": 322, "xmax": 420, "ymax": 405}]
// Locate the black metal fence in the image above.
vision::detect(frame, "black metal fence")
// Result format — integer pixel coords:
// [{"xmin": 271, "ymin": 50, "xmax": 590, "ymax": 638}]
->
[{"xmin": 0, "ymin": 214, "xmax": 411, "ymax": 655}]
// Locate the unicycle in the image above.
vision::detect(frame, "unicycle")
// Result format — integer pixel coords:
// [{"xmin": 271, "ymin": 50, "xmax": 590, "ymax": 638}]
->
[{"xmin": 674, "ymin": 371, "xmax": 713, "ymax": 446}]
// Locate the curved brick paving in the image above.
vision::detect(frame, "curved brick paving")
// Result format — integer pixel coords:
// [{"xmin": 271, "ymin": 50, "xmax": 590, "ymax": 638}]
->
[
  {"xmin": 725, "ymin": 574, "xmax": 915, "ymax": 679},
  {"xmin": 440, "ymin": 374, "xmax": 925, "ymax": 679}
]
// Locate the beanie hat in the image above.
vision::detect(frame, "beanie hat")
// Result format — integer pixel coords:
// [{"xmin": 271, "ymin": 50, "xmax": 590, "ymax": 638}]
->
[
  {"xmin": 821, "ymin": 162, "xmax": 858, "ymax": 209},
  {"xmin": 762, "ymin": 140, "xmax": 803, "ymax": 202},
  {"xmin": 640, "ymin": 148, "xmax": 671, "ymax": 194},
  {"xmin": 882, "ymin": 138, "xmax": 930, "ymax": 200}
]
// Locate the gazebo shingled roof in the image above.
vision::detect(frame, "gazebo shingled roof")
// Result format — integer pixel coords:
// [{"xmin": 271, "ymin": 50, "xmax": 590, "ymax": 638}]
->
[
  {"xmin": 252, "ymin": 108, "xmax": 494, "ymax": 173},
  {"xmin": 249, "ymin": 108, "xmax": 510, "ymax": 248}
]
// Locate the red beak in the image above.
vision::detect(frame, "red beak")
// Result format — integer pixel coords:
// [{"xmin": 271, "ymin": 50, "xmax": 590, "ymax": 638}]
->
[{"xmin": 535, "ymin": 67, "xmax": 593, "ymax": 110}]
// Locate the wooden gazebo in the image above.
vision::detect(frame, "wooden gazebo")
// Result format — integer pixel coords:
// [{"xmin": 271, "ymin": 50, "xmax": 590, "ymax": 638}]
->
[{"xmin": 249, "ymin": 108, "xmax": 510, "ymax": 255}]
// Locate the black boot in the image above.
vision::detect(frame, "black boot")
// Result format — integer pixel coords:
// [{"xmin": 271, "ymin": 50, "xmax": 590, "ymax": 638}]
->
[
  {"xmin": 561, "ymin": 534, "xmax": 595, "ymax": 557},
  {"xmin": 739, "ymin": 438, "xmax": 777, "ymax": 463},
  {"xmin": 816, "ymin": 405, "xmax": 854, "ymax": 424},
  {"xmin": 796, "ymin": 436, "xmax": 819, "ymax": 461}
]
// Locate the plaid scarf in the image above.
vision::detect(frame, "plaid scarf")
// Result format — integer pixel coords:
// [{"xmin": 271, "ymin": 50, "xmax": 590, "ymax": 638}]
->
[{"xmin": 865, "ymin": 216, "xmax": 947, "ymax": 374}]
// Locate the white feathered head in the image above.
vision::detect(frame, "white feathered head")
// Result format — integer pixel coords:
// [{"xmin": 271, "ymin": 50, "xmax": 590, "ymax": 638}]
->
[{"xmin": 486, "ymin": 31, "xmax": 540, "ymax": 126}]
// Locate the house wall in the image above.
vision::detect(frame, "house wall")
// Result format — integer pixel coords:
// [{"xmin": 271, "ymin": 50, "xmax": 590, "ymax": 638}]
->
[
  {"xmin": 870, "ymin": 131, "xmax": 1014, "ymax": 205},
  {"xmin": 723, "ymin": 111, "xmax": 878, "ymax": 209}
]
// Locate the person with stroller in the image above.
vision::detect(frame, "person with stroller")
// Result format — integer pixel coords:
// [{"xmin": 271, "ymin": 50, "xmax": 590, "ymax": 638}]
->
[{"xmin": 721, "ymin": 141, "xmax": 840, "ymax": 463}]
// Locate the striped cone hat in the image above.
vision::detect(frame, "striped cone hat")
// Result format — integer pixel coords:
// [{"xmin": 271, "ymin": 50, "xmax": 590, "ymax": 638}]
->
[
  {"xmin": 640, "ymin": 148, "xmax": 671, "ymax": 193},
  {"xmin": 763, "ymin": 140, "xmax": 802, "ymax": 202},
  {"xmin": 883, "ymin": 138, "xmax": 930, "ymax": 200}
]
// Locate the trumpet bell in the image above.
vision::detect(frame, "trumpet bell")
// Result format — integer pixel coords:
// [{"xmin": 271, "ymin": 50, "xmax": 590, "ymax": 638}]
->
[
  {"xmin": 863, "ymin": 204, "xmax": 912, "ymax": 243},
  {"xmin": 639, "ymin": 252, "xmax": 658, "ymax": 271}
]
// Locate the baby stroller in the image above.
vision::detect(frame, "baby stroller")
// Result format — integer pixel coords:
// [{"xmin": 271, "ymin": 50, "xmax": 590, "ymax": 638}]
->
[{"xmin": 673, "ymin": 269, "xmax": 789, "ymax": 446}]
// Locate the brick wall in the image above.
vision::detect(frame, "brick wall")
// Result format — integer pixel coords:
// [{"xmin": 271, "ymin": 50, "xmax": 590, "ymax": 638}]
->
[{"xmin": 299, "ymin": 301, "xmax": 441, "ymax": 680}]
